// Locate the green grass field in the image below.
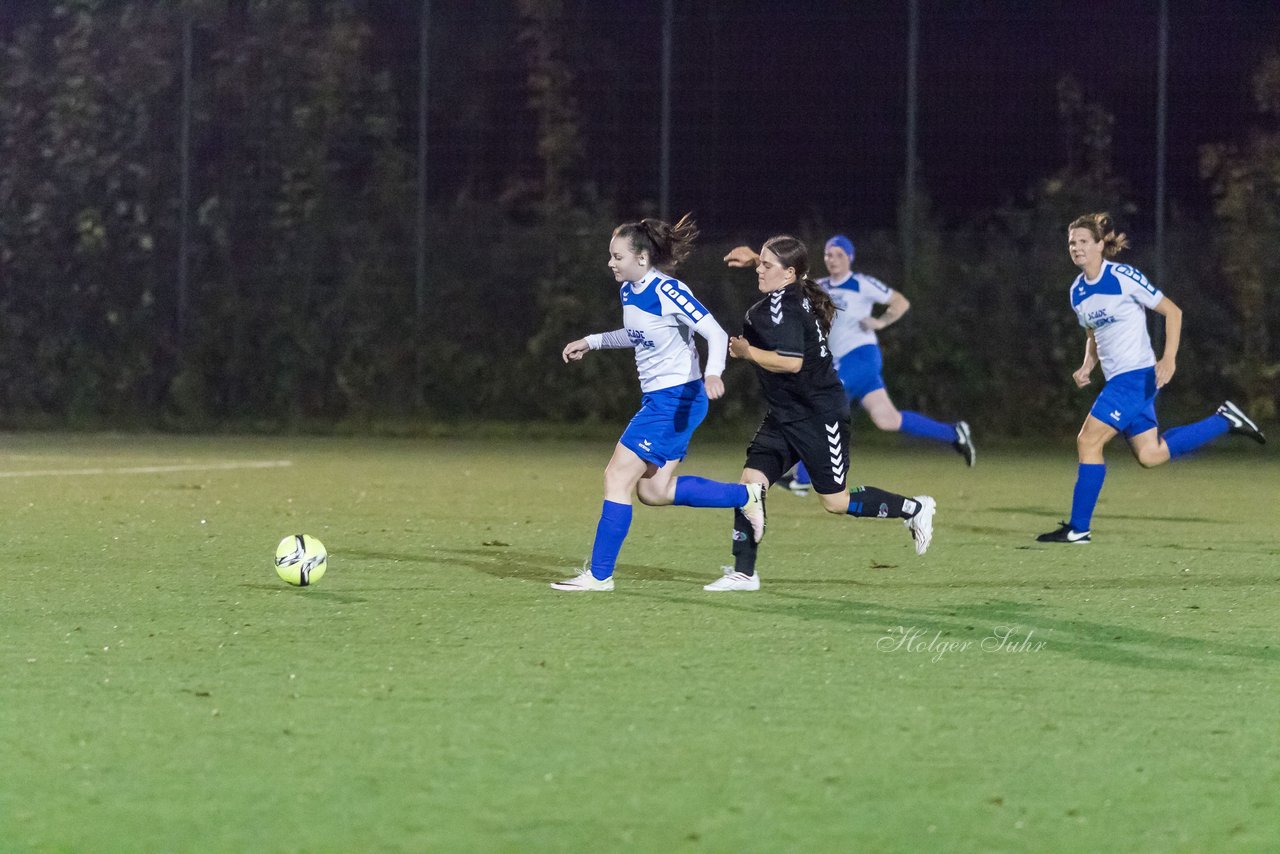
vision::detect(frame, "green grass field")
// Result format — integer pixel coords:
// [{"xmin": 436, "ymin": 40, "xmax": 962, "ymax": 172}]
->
[{"xmin": 1, "ymin": 432, "xmax": 1276, "ymax": 852}]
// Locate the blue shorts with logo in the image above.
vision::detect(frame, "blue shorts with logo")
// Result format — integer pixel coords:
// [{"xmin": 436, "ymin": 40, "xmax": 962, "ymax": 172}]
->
[
  {"xmin": 1089, "ymin": 367, "xmax": 1159, "ymax": 437},
  {"xmin": 835, "ymin": 344, "xmax": 887, "ymax": 402},
  {"xmin": 619, "ymin": 379, "xmax": 709, "ymax": 466}
]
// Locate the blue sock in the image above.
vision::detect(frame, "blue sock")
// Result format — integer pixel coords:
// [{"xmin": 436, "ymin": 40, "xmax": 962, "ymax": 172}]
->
[
  {"xmin": 899, "ymin": 411, "xmax": 958, "ymax": 443},
  {"xmin": 1068, "ymin": 463, "xmax": 1106, "ymax": 533},
  {"xmin": 673, "ymin": 476, "xmax": 748, "ymax": 508},
  {"xmin": 589, "ymin": 500, "xmax": 632, "ymax": 580},
  {"xmin": 1163, "ymin": 414, "xmax": 1230, "ymax": 459},
  {"xmin": 793, "ymin": 462, "xmax": 811, "ymax": 486}
]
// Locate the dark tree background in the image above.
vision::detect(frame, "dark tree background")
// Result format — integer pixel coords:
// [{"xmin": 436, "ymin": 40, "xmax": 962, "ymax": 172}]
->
[{"xmin": 0, "ymin": 0, "xmax": 1277, "ymax": 433}]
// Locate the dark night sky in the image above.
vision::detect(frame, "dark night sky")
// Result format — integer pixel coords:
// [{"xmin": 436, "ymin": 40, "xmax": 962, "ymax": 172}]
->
[
  {"xmin": 391, "ymin": 0, "xmax": 1280, "ymax": 235},
  {"xmin": 4, "ymin": 0, "xmax": 1280, "ymax": 236}
]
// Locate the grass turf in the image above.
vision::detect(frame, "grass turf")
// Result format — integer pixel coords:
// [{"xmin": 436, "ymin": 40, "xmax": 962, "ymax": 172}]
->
[{"xmin": 0, "ymin": 432, "xmax": 1276, "ymax": 852}]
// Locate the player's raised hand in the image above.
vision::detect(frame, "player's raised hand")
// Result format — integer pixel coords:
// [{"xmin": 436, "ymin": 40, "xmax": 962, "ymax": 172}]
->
[
  {"xmin": 723, "ymin": 246, "xmax": 759, "ymax": 268},
  {"xmin": 704, "ymin": 374, "xmax": 725, "ymax": 400},
  {"xmin": 1072, "ymin": 365, "xmax": 1093, "ymax": 388},
  {"xmin": 562, "ymin": 338, "xmax": 590, "ymax": 363},
  {"xmin": 728, "ymin": 336, "xmax": 752, "ymax": 360}
]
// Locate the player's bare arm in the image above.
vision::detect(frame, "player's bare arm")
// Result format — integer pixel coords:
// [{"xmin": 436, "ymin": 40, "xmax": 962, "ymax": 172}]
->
[
  {"xmin": 723, "ymin": 246, "xmax": 760, "ymax": 268},
  {"xmin": 1152, "ymin": 297, "xmax": 1182, "ymax": 388},
  {"xmin": 861, "ymin": 290, "xmax": 911, "ymax": 332},
  {"xmin": 1073, "ymin": 330, "xmax": 1098, "ymax": 388},
  {"xmin": 729, "ymin": 336, "xmax": 802, "ymax": 373}
]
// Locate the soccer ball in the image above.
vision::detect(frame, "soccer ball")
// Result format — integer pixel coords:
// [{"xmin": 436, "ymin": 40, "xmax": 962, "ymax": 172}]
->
[{"xmin": 274, "ymin": 534, "xmax": 328, "ymax": 586}]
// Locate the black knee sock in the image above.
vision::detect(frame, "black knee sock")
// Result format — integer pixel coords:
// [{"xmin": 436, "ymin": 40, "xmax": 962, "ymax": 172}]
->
[
  {"xmin": 846, "ymin": 486, "xmax": 919, "ymax": 519},
  {"xmin": 731, "ymin": 508, "xmax": 759, "ymax": 576}
]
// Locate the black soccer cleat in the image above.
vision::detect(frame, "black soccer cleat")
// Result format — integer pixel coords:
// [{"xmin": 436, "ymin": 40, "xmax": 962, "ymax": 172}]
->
[
  {"xmin": 953, "ymin": 421, "xmax": 976, "ymax": 467},
  {"xmin": 1036, "ymin": 521, "xmax": 1091, "ymax": 544},
  {"xmin": 1217, "ymin": 400, "xmax": 1266, "ymax": 445}
]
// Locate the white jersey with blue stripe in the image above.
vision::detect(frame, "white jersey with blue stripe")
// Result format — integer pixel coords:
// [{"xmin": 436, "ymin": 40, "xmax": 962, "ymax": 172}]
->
[
  {"xmin": 1070, "ymin": 260, "xmax": 1164, "ymax": 380},
  {"xmin": 819, "ymin": 272, "xmax": 894, "ymax": 359},
  {"xmin": 619, "ymin": 269, "xmax": 727, "ymax": 393}
]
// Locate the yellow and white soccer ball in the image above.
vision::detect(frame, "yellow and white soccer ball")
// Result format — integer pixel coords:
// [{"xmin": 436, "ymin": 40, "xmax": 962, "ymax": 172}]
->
[{"xmin": 274, "ymin": 534, "xmax": 328, "ymax": 586}]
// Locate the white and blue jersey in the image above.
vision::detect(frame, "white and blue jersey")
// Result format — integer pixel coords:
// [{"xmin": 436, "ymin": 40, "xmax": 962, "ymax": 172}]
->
[
  {"xmin": 821, "ymin": 272, "xmax": 894, "ymax": 360},
  {"xmin": 585, "ymin": 268, "xmax": 729, "ymax": 465},
  {"xmin": 1070, "ymin": 260, "xmax": 1164, "ymax": 380},
  {"xmin": 589, "ymin": 268, "xmax": 728, "ymax": 393}
]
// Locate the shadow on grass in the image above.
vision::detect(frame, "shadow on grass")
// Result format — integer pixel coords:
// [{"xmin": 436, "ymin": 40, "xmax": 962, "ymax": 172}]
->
[
  {"xmin": 628, "ymin": 589, "xmax": 1279, "ymax": 671},
  {"xmin": 339, "ymin": 545, "xmax": 711, "ymax": 584},
  {"xmin": 988, "ymin": 506, "xmax": 1224, "ymax": 524},
  {"xmin": 238, "ymin": 582, "xmax": 369, "ymax": 603}
]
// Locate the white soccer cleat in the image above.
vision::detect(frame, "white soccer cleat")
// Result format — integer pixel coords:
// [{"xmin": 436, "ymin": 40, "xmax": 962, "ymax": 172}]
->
[
  {"xmin": 904, "ymin": 496, "xmax": 936, "ymax": 555},
  {"xmin": 704, "ymin": 567, "xmax": 760, "ymax": 591},
  {"xmin": 549, "ymin": 565, "xmax": 614, "ymax": 591},
  {"xmin": 740, "ymin": 482, "xmax": 767, "ymax": 542}
]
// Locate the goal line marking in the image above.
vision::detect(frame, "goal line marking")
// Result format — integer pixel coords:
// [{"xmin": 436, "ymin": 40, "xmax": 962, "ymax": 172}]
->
[{"xmin": 0, "ymin": 460, "xmax": 294, "ymax": 478}]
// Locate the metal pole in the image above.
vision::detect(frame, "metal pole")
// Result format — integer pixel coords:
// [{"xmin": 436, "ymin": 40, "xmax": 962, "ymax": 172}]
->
[
  {"xmin": 659, "ymin": 0, "xmax": 672, "ymax": 220},
  {"xmin": 903, "ymin": 0, "xmax": 919, "ymax": 287},
  {"xmin": 178, "ymin": 3, "xmax": 192, "ymax": 334},
  {"xmin": 1155, "ymin": 0, "xmax": 1168, "ymax": 286},
  {"xmin": 416, "ymin": 0, "xmax": 430, "ymax": 318},
  {"xmin": 414, "ymin": 0, "xmax": 430, "ymax": 406}
]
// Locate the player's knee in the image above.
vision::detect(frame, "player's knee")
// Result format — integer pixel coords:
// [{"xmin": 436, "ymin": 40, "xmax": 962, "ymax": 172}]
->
[
  {"xmin": 634, "ymin": 480, "xmax": 666, "ymax": 505},
  {"xmin": 1136, "ymin": 447, "xmax": 1166, "ymax": 468},
  {"xmin": 869, "ymin": 409, "xmax": 899, "ymax": 431},
  {"xmin": 603, "ymin": 465, "xmax": 632, "ymax": 494},
  {"xmin": 820, "ymin": 493, "xmax": 847, "ymax": 514},
  {"xmin": 1075, "ymin": 431, "xmax": 1102, "ymax": 455}
]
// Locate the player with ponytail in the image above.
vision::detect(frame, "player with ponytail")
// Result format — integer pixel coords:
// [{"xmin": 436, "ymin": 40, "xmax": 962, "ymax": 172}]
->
[
  {"xmin": 550, "ymin": 214, "xmax": 766, "ymax": 591},
  {"xmin": 1036, "ymin": 212, "xmax": 1265, "ymax": 544},
  {"xmin": 706, "ymin": 235, "xmax": 937, "ymax": 591}
]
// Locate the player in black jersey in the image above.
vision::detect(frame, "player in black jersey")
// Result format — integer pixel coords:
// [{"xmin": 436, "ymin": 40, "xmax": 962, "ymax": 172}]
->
[{"xmin": 703, "ymin": 235, "xmax": 937, "ymax": 592}]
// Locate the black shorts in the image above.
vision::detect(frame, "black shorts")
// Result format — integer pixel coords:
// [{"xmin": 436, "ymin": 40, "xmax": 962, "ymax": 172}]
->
[{"xmin": 744, "ymin": 410, "xmax": 850, "ymax": 495}]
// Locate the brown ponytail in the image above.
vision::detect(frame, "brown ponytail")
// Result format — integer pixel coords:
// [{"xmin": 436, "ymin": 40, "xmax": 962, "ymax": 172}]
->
[
  {"xmin": 762, "ymin": 235, "xmax": 836, "ymax": 335},
  {"xmin": 613, "ymin": 212, "xmax": 698, "ymax": 270},
  {"xmin": 1069, "ymin": 212, "xmax": 1130, "ymax": 259}
]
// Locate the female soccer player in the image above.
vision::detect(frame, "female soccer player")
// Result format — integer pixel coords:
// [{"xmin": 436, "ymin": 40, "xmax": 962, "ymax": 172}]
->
[
  {"xmin": 726, "ymin": 235, "xmax": 974, "ymax": 497},
  {"xmin": 1036, "ymin": 212, "xmax": 1265, "ymax": 544},
  {"xmin": 550, "ymin": 215, "xmax": 765, "ymax": 591},
  {"xmin": 706, "ymin": 235, "xmax": 936, "ymax": 592}
]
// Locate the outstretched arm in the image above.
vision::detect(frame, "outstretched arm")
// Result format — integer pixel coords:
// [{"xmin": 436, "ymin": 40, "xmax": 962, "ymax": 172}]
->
[
  {"xmin": 562, "ymin": 329, "xmax": 632, "ymax": 363},
  {"xmin": 1151, "ymin": 297, "xmax": 1182, "ymax": 388},
  {"xmin": 723, "ymin": 246, "xmax": 760, "ymax": 268},
  {"xmin": 728, "ymin": 336, "xmax": 802, "ymax": 373}
]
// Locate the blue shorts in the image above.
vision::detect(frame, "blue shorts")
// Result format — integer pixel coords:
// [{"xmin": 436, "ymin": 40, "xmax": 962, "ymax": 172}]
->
[
  {"xmin": 619, "ymin": 379, "xmax": 709, "ymax": 466},
  {"xmin": 1089, "ymin": 367, "xmax": 1159, "ymax": 437},
  {"xmin": 835, "ymin": 344, "xmax": 886, "ymax": 402}
]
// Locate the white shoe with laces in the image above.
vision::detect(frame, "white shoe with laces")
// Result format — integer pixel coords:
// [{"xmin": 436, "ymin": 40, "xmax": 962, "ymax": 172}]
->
[
  {"xmin": 549, "ymin": 565, "xmax": 614, "ymax": 591},
  {"xmin": 904, "ymin": 496, "xmax": 937, "ymax": 555},
  {"xmin": 704, "ymin": 567, "xmax": 760, "ymax": 591}
]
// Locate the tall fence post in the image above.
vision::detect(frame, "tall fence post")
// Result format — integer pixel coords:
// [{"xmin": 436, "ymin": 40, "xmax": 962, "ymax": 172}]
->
[
  {"xmin": 659, "ymin": 0, "xmax": 673, "ymax": 221},
  {"xmin": 177, "ymin": 3, "xmax": 192, "ymax": 335},
  {"xmin": 1155, "ymin": 0, "xmax": 1169, "ymax": 286},
  {"xmin": 415, "ymin": 0, "xmax": 431, "ymax": 407},
  {"xmin": 902, "ymin": 0, "xmax": 919, "ymax": 288}
]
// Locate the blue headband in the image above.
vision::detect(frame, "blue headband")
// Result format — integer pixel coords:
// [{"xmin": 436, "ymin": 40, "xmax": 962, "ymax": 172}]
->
[{"xmin": 825, "ymin": 235, "xmax": 855, "ymax": 262}]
